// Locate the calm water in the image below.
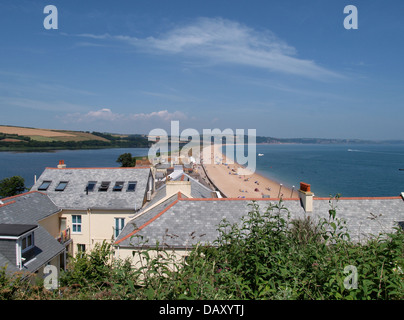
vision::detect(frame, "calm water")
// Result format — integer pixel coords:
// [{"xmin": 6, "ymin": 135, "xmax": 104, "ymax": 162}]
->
[
  {"xmin": 1, "ymin": 144, "xmax": 404, "ymax": 197},
  {"xmin": 253, "ymin": 144, "xmax": 404, "ymax": 197}
]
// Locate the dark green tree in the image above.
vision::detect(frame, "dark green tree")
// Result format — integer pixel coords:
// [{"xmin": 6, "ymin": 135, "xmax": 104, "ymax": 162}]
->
[
  {"xmin": 0, "ymin": 176, "xmax": 26, "ymax": 198},
  {"xmin": 116, "ymin": 153, "xmax": 134, "ymax": 167}
]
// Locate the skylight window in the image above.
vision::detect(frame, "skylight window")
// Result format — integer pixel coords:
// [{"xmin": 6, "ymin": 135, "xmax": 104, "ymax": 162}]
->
[
  {"xmin": 38, "ymin": 181, "xmax": 52, "ymax": 191},
  {"xmin": 86, "ymin": 181, "xmax": 97, "ymax": 192},
  {"xmin": 98, "ymin": 181, "xmax": 110, "ymax": 192},
  {"xmin": 127, "ymin": 181, "xmax": 137, "ymax": 192},
  {"xmin": 113, "ymin": 181, "xmax": 124, "ymax": 192},
  {"xmin": 55, "ymin": 181, "xmax": 68, "ymax": 191}
]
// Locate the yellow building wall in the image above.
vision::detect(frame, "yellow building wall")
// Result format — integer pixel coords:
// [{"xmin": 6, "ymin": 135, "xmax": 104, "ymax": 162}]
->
[
  {"xmin": 61, "ymin": 209, "xmax": 135, "ymax": 257},
  {"xmin": 38, "ymin": 211, "xmax": 62, "ymax": 238}
]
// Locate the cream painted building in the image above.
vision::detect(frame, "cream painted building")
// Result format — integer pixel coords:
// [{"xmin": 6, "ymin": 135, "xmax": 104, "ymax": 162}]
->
[{"xmin": 30, "ymin": 162, "xmax": 155, "ymax": 257}]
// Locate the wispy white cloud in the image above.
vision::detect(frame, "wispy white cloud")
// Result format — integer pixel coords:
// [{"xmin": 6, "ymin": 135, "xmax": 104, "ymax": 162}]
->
[
  {"xmin": 62, "ymin": 108, "xmax": 187, "ymax": 123},
  {"xmin": 72, "ymin": 17, "xmax": 342, "ymax": 80}
]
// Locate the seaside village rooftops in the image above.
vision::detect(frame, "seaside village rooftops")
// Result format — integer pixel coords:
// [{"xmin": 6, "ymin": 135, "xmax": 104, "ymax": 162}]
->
[
  {"xmin": 115, "ymin": 183, "xmax": 404, "ymax": 250},
  {"xmin": 0, "ymin": 191, "xmax": 65, "ymax": 276},
  {"xmin": 2, "ymin": 157, "xmax": 404, "ymax": 278},
  {"xmin": 30, "ymin": 162, "xmax": 154, "ymax": 211}
]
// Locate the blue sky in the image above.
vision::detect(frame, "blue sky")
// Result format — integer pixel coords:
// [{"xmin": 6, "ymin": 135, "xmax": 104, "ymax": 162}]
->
[{"xmin": 0, "ymin": 0, "xmax": 403, "ymax": 140}]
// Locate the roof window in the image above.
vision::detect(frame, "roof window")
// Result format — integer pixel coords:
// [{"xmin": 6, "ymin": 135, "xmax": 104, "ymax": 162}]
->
[
  {"xmin": 55, "ymin": 181, "xmax": 68, "ymax": 191},
  {"xmin": 38, "ymin": 181, "xmax": 52, "ymax": 191},
  {"xmin": 113, "ymin": 181, "xmax": 124, "ymax": 192},
  {"xmin": 86, "ymin": 181, "xmax": 97, "ymax": 192},
  {"xmin": 98, "ymin": 181, "xmax": 110, "ymax": 192},
  {"xmin": 127, "ymin": 181, "xmax": 137, "ymax": 192}
]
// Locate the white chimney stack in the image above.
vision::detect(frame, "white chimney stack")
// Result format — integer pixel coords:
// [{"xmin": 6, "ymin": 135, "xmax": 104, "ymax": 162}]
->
[
  {"xmin": 57, "ymin": 160, "xmax": 66, "ymax": 169},
  {"xmin": 298, "ymin": 182, "xmax": 314, "ymax": 213}
]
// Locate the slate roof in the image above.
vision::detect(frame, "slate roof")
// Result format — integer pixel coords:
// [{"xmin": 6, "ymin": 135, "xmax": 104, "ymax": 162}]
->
[
  {"xmin": 0, "ymin": 191, "xmax": 65, "ymax": 275},
  {"xmin": 0, "ymin": 224, "xmax": 37, "ymax": 237},
  {"xmin": 115, "ymin": 195, "xmax": 404, "ymax": 249},
  {"xmin": 30, "ymin": 167, "xmax": 152, "ymax": 210}
]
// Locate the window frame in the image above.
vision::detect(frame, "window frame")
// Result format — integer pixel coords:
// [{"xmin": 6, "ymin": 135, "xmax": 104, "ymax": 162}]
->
[
  {"xmin": 113, "ymin": 181, "xmax": 124, "ymax": 192},
  {"xmin": 86, "ymin": 181, "xmax": 97, "ymax": 192},
  {"xmin": 72, "ymin": 215, "xmax": 82, "ymax": 233},
  {"xmin": 114, "ymin": 217, "xmax": 125, "ymax": 238},
  {"xmin": 38, "ymin": 180, "xmax": 52, "ymax": 191},
  {"xmin": 55, "ymin": 181, "xmax": 68, "ymax": 191},
  {"xmin": 98, "ymin": 181, "xmax": 111, "ymax": 192},
  {"xmin": 127, "ymin": 181, "xmax": 137, "ymax": 192},
  {"xmin": 21, "ymin": 232, "xmax": 34, "ymax": 253}
]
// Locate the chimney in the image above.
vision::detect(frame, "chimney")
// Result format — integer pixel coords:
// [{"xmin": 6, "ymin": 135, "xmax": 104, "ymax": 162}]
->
[
  {"xmin": 165, "ymin": 180, "xmax": 191, "ymax": 198},
  {"xmin": 298, "ymin": 182, "xmax": 314, "ymax": 213},
  {"xmin": 57, "ymin": 160, "xmax": 66, "ymax": 169}
]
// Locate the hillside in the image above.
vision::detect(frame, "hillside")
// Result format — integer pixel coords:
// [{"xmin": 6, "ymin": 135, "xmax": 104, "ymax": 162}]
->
[
  {"xmin": 0, "ymin": 125, "xmax": 151, "ymax": 150},
  {"xmin": 0, "ymin": 125, "xmax": 109, "ymax": 142}
]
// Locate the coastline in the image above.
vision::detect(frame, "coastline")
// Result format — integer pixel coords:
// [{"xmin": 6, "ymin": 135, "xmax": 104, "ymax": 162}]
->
[{"xmin": 201, "ymin": 144, "xmax": 298, "ymax": 199}]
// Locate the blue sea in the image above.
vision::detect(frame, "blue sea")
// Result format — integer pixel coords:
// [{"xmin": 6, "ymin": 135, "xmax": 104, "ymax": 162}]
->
[
  {"xmin": 253, "ymin": 144, "xmax": 404, "ymax": 197},
  {"xmin": 1, "ymin": 144, "xmax": 404, "ymax": 197}
]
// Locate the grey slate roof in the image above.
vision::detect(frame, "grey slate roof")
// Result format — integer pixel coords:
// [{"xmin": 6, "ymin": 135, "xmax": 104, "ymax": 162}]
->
[
  {"xmin": 115, "ymin": 196, "xmax": 404, "ymax": 249},
  {"xmin": 30, "ymin": 167, "xmax": 152, "ymax": 210},
  {"xmin": 0, "ymin": 191, "xmax": 60, "ymax": 223},
  {"xmin": 0, "ymin": 192, "xmax": 65, "ymax": 274}
]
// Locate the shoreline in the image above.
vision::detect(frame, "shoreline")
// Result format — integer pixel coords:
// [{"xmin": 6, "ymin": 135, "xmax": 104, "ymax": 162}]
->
[{"xmin": 201, "ymin": 144, "xmax": 298, "ymax": 199}]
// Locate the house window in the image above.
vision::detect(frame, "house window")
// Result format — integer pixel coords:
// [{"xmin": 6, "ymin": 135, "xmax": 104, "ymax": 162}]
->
[
  {"xmin": 72, "ymin": 215, "xmax": 82, "ymax": 233},
  {"xmin": 77, "ymin": 244, "xmax": 86, "ymax": 253},
  {"xmin": 127, "ymin": 181, "xmax": 137, "ymax": 192},
  {"xmin": 113, "ymin": 181, "xmax": 124, "ymax": 192},
  {"xmin": 55, "ymin": 181, "xmax": 68, "ymax": 191},
  {"xmin": 38, "ymin": 181, "xmax": 52, "ymax": 191},
  {"xmin": 114, "ymin": 218, "xmax": 125, "ymax": 238},
  {"xmin": 21, "ymin": 233, "xmax": 34, "ymax": 253}
]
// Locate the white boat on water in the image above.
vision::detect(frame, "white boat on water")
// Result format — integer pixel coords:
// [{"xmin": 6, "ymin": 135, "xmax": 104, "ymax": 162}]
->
[{"xmin": 258, "ymin": 153, "xmax": 264, "ymax": 156}]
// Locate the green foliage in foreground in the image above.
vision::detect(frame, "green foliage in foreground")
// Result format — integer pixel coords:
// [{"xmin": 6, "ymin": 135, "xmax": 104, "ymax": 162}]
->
[{"xmin": 1, "ymin": 199, "xmax": 403, "ymax": 300}]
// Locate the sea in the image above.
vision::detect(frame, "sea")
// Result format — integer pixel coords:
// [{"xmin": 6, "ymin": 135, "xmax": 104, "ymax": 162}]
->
[{"xmin": 1, "ymin": 144, "xmax": 404, "ymax": 197}]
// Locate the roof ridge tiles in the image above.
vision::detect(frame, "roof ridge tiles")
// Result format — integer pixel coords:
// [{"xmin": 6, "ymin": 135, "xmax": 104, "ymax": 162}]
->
[{"xmin": 0, "ymin": 190, "xmax": 47, "ymax": 202}]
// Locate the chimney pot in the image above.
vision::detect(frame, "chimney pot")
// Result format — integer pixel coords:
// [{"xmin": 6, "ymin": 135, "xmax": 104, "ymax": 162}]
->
[{"xmin": 57, "ymin": 160, "xmax": 67, "ymax": 169}]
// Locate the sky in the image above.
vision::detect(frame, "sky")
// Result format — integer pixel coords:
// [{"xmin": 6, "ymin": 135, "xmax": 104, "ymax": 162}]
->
[{"xmin": 0, "ymin": 0, "xmax": 403, "ymax": 140}]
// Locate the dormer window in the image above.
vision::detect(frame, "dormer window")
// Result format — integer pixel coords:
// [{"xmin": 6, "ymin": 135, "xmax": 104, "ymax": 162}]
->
[
  {"xmin": 21, "ymin": 232, "xmax": 34, "ymax": 253},
  {"xmin": 55, "ymin": 181, "xmax": 68, "ymax": 191},
  {"xmin": 38, "ymin": 181, "xmax": 52, "ymax": 191}
]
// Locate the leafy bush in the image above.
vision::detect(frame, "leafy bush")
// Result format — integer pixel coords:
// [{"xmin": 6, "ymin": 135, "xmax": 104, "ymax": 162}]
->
[{"xmin": 1, "ymin": 199, "xmax": 403, "ymax": 300}]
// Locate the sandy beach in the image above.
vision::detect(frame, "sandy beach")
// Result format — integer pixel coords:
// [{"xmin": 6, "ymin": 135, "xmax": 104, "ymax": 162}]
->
[{"xmin": 200, "ymin": 144, "xmax": 298, "ymax": 199}]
